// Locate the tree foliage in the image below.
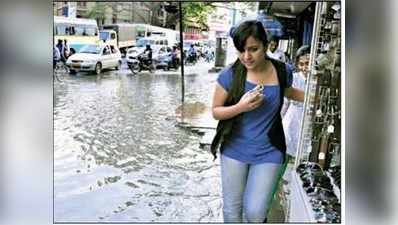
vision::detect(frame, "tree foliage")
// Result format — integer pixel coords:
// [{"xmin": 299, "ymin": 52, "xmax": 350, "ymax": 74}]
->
[
  {"xmin": 85, "ymin": 3, "xmax": 107, "ymax": 22},
  {"xmin": 182, "ymin": 2, "xmax": 215, "ymax": 30},
  {"xmin": 85, "ymin": 2, "xmax": 163, "ymax": 26}
]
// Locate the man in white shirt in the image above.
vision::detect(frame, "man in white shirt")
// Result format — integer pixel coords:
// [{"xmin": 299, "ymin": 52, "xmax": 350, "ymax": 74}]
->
[
  {"xmin": 53, "ymin": 46, "xmax": 61, "ymax": 69},
  {"xmin": 266, "ymin": 35, "xmax": 286, "ymax": 62}
]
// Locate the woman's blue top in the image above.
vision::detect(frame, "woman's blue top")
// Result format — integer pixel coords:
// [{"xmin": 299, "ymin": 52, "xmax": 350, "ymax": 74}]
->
[{"xmin": 217, "ymin": 66, "xmax": 292, "ymax": 164}]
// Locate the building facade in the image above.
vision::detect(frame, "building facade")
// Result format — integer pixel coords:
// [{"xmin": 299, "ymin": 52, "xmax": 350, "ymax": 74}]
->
[{"xmin": 53, "ymin": 2, "xmax": 169, "ymax": 28}]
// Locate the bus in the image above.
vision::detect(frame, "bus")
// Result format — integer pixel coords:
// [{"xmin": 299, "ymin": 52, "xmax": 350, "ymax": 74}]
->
[{"xmin": 54, "ymin": 16, "xmax": 101, "ymax": 53}]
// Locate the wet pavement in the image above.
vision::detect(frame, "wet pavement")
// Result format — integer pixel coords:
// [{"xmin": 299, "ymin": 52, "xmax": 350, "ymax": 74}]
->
[
  {"xmin": 54, "ymin": 60, "xmax": 223, "ymax": 222},
  {"xmin": 54, "ymin": 59, "xmax": 285, "ymax": 223}
]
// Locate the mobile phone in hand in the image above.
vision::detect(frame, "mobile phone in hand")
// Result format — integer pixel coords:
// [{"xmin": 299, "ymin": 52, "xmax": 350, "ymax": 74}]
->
[
  {"xmin": 249, "ymin": 84, "xmax": 264, "ymax": 94},
  {"xmin": 247, "ymin": 84, "xmax": 264, "ymax": 102}
]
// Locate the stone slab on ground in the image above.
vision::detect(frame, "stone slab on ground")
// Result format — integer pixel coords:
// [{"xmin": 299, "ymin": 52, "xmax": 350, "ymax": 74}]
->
[
  {"xmin": 208, "ymin": 67, "xmax": 224, "ymax": 73},
  {"xmin": 199, "ymin": 129, "xmax": 216, "ymax": 147}
]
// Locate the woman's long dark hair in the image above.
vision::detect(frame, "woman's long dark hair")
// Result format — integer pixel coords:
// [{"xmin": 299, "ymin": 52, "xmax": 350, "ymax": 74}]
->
[
  {"xmin": 231, "ymin": 20, "xmax": 268, "ymax": 53},
  {"xmin": 229, "ymin": 20, "xmax": 269, "ymax": 101}
]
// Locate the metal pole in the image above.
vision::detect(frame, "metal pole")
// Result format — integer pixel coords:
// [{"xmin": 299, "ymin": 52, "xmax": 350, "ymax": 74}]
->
[
  {"xmin": 294, "ymin": 2, "xmax": 322, "ymax": 169},
  {"xmin": 179, "ymin": 1, "xmax": 185, "ymax": 103}
]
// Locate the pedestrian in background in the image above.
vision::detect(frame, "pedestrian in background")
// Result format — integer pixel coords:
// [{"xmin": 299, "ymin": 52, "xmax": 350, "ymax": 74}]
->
[
  {"xmin": 266, "ymin": 35, "xmax": 286, "ymax": 62},
  {"xmin": 53, "ymin": 45, "xmax": 61, "ymax": 69},
  {"xmin": 210, "ymin": 20, "xmax": 304, "ymax": 223},
  {"xmin": 56, "ymin": 39, "xmax": 67, "ymax": 63},
  {"xmin": 188, "ymin": 44, "xmax": 197, "ymax": 62},
  {"xmin": 282, "ymin": 45, "xmax": 311, "ymax": 158},
  {"xmin": 56, "ymin": 39, "xmax": 64, "ymax": 62},
  {"xmin": 63, "ymin": 39, "xmax": 70, "ymax": 59},
  {"xmin": 171, "ymin": 45, "xmax": 179, "ymax": 68}
]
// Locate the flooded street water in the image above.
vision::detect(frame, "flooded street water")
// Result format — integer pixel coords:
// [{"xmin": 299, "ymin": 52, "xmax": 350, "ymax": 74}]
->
[{"xmin": 54, "ymin": 61, "xmax": 223, "ymax": 222}]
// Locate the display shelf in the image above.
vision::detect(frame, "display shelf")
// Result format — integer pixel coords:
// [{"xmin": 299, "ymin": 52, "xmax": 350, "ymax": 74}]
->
[
  {"xmin": 289, "ymin": 1, "xmax": 342, "ymax": 223},
  {"xmin": 289, "ymin": 171, "xmax": 317, "ymax": 223},
  {"xmin": 295, "ymin": 0, "xmax": 341, "ymax": 171},
  {"xmin": 326, "ymin": 171, "xmax": 341, "ymax": 203},
  {"xmin": 290, "ymin": 170, "xmax": 341, "ymax": 223},
  {"xmin": 295, "ymin": 172, "xmax": 317, "ymax": 221}
]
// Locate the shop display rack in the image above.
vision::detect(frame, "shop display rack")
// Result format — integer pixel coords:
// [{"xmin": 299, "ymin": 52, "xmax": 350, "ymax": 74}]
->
[{"xmin": 288, "ymin": 1, "xmax": 341, "ymax": 223}]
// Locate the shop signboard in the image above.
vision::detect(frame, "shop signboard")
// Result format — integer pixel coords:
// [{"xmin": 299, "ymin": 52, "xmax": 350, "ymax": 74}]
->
[{"xmin": 208, "ymin": 4, "xmax": 230, "ymax": 33}]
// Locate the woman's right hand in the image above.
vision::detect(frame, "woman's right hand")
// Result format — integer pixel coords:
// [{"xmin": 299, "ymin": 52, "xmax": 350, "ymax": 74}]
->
[{"xmin": 236, "ymin": 91, "xmax": 264, "ymax": 113}]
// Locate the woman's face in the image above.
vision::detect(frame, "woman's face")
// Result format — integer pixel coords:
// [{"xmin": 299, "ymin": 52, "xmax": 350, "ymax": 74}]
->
[
  {"xmin": 238, "ymin": 36, "xmax": 266, "ymax": 70},
  {"xmin": 297, "ymin": 54, "xmax": 310, "ymax": 74},
  {"xmin": 268, "ymin": 40, "xmax": 278, "ymax": 53}
]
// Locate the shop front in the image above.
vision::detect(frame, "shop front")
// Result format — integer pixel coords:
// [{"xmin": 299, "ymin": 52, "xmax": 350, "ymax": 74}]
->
[{"xmin": 275, "ymin": 1, "xmax": 342, "ymax": 223}]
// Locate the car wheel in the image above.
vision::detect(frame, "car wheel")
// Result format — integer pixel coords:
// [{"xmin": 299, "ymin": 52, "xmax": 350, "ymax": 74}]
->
[
  {"xmin": 115, "ymin": 61, "xmax": 121, "ymax": 70},
  {"xmin": 94, "ymin": 63, "xmax": 102, "ymax": 75},
  {"xmin": 69, "ymin": 69, "xmax": 76, "ymax": 75}
]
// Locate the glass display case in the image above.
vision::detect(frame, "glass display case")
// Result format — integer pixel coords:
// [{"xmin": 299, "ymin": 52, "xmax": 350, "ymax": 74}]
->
[{"xmin": 288, "ymin": 1, "xmax": 342, "ymax": 223}]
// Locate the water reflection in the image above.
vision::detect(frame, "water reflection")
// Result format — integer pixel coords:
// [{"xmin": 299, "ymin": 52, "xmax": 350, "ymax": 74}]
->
[{"xmin": 54, "ymin": 65, "xmax": 222, "ymax": 222}]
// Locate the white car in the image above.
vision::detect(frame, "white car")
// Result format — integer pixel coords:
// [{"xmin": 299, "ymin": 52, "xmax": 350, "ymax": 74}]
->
[
  {"xmin": 66, "ymin": 44, "xmax": 122, "ymax": 74},
  {"xmin": 126, "ymin": 47, "xmax": 145, "ymax": 61}
]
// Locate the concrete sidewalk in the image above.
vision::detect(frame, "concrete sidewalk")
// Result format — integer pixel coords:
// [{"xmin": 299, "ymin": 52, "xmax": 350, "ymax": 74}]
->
[
  {"xmin": 174, "ymin": 101, "xmax": 286, "ymax": 222},
  {"xmin": 174, "ymin": 60, "xmax": 287, "ymax": 223},
  {"xmin": 175, "ymin": 61, "xmax": 219, "ymax": 147},
  {"xmin": 175, "ymin": 100, "xmax": 217, "ymax": 148}
]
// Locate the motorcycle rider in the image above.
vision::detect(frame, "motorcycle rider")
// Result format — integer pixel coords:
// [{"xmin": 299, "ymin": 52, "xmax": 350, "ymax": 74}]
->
[
  {"xmin": 128, "ymin": 44, "xmax": 153, "ymax": 74},
  {"xmin": 187, "ymin": 44, "xmax": 197, "ymax": 64},
  {"xmin": 139, "ymin": 44, "xmax": 153, "ymax": 72},
  {"xmin": 143, "ymin": 44, "xmax": 153, "ymax": 64},
  {"xmin": 171, "ymin": 45, "xmax": 179, "ymax": 69}
]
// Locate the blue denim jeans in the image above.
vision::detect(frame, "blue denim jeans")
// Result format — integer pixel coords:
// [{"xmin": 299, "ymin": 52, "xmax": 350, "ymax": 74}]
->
[{"xmin": 220, "ymin": 154, "xmax": 282, "ymax": 223}]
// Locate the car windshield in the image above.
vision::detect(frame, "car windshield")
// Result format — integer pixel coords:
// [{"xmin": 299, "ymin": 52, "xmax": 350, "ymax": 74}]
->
[
  {"xmin": 158, "ymin": 47, "xmax": 169, "ymax": 54},
  {"xmin": 127, "ymin": 49, "xmax": 137, "ymax": 54},
  {"xmin": 99, "ymin": 31, "xmax": 109, "ymax": 41},
  {"xmin": 136, "ymin": 39, "xmax": 155, "ymax": 48},
  {"xmin": 79, "ymin": 45, "xmax": 101, "ymax": 54}
]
